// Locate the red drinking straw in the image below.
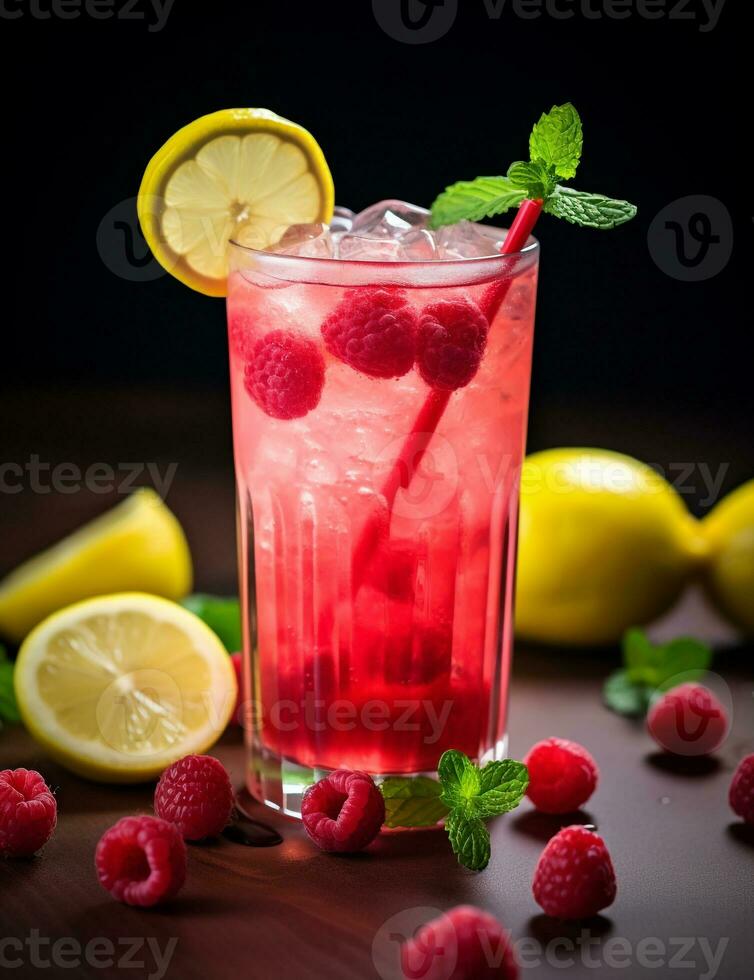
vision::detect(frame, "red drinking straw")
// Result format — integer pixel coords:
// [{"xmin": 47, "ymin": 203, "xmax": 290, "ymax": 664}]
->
[{"xmin": 351, "ymin": 197, "xmax": 544, "ymax": 587}]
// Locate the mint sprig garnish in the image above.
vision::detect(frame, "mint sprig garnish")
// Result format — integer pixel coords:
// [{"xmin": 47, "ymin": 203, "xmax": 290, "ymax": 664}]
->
[
  {"xmin": 604, "ymin": 628, "xmax": 713, "ymax": 717},
  {"xmin": 438, "ymin": 750, "xmax": 528, "ymax": 871},
  {"xmin": 0, "ymin": 645, "xmax": 21, "ymax": 729},
  {"xmin": 429, "ymin": 103, "xmax": 636, "ymax": 231},
  {"xmin": 378, "ymin": 752, "xmax": 528, "ymax": 870}
]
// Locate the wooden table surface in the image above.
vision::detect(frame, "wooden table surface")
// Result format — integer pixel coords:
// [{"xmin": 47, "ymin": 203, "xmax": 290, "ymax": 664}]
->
[{"xmin": 1, "ymin": 390, "xmax": 753, "ymax": 979}]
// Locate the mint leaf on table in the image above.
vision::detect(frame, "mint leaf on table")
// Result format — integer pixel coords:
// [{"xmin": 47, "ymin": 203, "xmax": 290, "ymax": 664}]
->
[
  {"xmin": 529, "ymin": 102, "xmax": 583, "ymax": 179},
  {"xmin": 544, "ymin": 186, "xmax": 637, "ymax": 229},
  {"xmin": 475, "ymin": 759, "xmax": 530, "ymax": 818},
  {"xmin": 380, "ymin": 776, "xmax": 449, "ymax": 829},
  {"xmin": 430, "ymin": 102, "xmax": 636, "ymax": 231},
  {"xmin": 446, "ymin": 809, "xmax": 491, "ymax": 873},
  {"xmin": 0, "ymin": 645, "xmax": 21, "ymax": 727},
  {"xmin": 428, "ymin": 177, "xmax": 526, "ymax": 230},
  {"xmin": 438, "ymin": 750, "xmax": 528, "ymax": 871},
  {"xmin": 604, "ymin": 628, "xmax": 713, "ymax": 717},
  {"xmin": 181, "ymin": 594, "xmax": 241, "ymax": 652},
  {"xmin": 603, "ymin": 669, "xmax": 652, "ymax": 717}
]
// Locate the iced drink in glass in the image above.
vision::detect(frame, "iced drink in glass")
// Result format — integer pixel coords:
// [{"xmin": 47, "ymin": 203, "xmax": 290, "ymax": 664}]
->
[{"xmin": 227, "ymin": 203, "xmax": 539, "ymax": 815}]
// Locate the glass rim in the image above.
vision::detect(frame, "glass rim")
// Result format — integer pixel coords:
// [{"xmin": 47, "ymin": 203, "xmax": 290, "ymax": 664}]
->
[{"xmin": 227, "ymin": 232, "xmax": 539, "ymax": 288}]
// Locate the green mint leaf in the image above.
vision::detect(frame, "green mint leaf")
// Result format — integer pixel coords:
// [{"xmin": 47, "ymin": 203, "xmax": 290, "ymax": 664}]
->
[
  {"xmin": 446, "ymin": 808, "xmax": 491, "ymax": 872},
  {"xmin": 623, "ymin": 628, "xmax": 712, "ymax": 689},
  {"xmin": 380, "ymin": 776, "xmax": 449, "ymax": 829},
  {"xmin": 438, "ymin": 750, "xmax": 481, "ymax": 809},
  {"xmin": 181, "ymin": 595, "xmax": 242, "ymax": 652},
  {"xmin": 603, "ymin": 669, "xmax": 652, "ymax": 717},
  {"xmin": 0, "ymin": 647, "xmax": 21, "ymax": 726},
  {"xmin": 507, "ymin": 160, "xmax": 556, "ymax": 199},
  {"xmin": 655, "ymin": 637, "xmax": 712, "ymax": 687},
  {"xmin": 529, "ymin": 103, "xmax": 583, "ymax": 180},
  {"xmin": 623, "ymin": 627, "xmax": 663, "ymax": 686},
  {"xmin": 544, "ymin": 186, "xmax": 637, "ymax": 229},
  {"xmin": 473, "ymin": 759, "xmax": 529, "ymax": 819},
  {"xmin": 429, "ymin": 177, "xmax": 526, "ymax": 230}
]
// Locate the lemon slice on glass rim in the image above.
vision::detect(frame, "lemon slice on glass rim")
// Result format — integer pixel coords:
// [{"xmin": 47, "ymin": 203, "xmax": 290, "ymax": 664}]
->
[
  {"xmin": 14, "ymin": 593, "xmax": 237, "ymax": 782},
  {"xmin": 138, "ymin": 108, "xmax": 335, "ymax": 297}
]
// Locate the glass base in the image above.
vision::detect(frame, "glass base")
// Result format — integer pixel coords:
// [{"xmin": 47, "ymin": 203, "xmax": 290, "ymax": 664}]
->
[{"xmin": 246, "ymin": 735, "xmax": 509, "ymax": 820}]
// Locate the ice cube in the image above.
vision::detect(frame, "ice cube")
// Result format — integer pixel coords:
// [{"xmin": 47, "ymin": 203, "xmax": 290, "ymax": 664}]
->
[
  {"xmin": 336, "ymin": 200, "xmax": 436, "ymax": 261},
  {"xmin": 330, "ymin": 206, "xmax": 354, "ymax": 234},
  {"xmin": 436, "ymin": 220, "xmax": 502, "ymax": 259},
  {"xmin": 351, "ymin": 199, "xmax": 430, "ymax": 239},
  {"xmin": 272, "ymin": 223, "xmax": 334, "ymax": 258},
  {"xmin": 335, "ymin": 235, "xmax": 405, "ymax": 261}
]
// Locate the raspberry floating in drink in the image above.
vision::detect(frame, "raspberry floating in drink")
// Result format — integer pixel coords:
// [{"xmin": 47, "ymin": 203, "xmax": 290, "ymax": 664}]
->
[
  {"xmin": 244, "ymin": 329, "xmax": 325, "ymax": 419},
  {"xmin": 416, "ymin": 297, "xmax": 489, "ymax": 390},
  {"xmin": 321, "ymin": 287, "xmax": 417, "ymax": 379}
]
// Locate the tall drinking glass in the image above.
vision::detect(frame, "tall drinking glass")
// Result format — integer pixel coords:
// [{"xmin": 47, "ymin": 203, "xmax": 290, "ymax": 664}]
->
[{"xmin": 227, "ymin": 233, "xmax": 539, "ymax": 816}]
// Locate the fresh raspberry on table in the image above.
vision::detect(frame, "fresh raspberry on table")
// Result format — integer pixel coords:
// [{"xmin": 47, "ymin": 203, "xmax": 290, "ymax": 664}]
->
[
  {"xmin": 532, "ymin": 824, "xmax": 616, "ymax": 919},
  {"xmin": 301, "ymin": 769, "xmax": 385, "ymax": 852},
  {"xmin": 416, "ymin": 297, "xmax": 489, "ymax": 390},
  {"xmin": 401, "ymin": 905, "xmax": 519, "ymax": 980},
  {"xmin": 321, "ymin": 287, "xmax": 416, "ymax": 379},
  {"xmin": 0, "ymin": 768, "xmax": 57, "ymax": 858},
  {"xmin": 647, "ymin": 682, "xmax": 728, "ymax": 756},
  {"xmin": 524, "ymin": 737, "xmax": 599, "ymax": 814},
  {"xmin": 154, "ymin": 754, "xmax": 234, "ymax": 841},
  {"xmin": 729, "ymin": 753, "xmax": 754, "ymax": 824},
  {"xmin": 244, "ymin": 329, "xmax": 325, "ymax": 419},
  {"xmin": 95, "ymin": 815, "xmax": 186, "ymax": 907}
]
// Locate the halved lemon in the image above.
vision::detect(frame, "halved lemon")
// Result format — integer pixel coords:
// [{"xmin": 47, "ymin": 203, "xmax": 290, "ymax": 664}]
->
[
  {"xmin": 138, "ymin": 108, "xmax": 335, "ymax": 296},
  {"xmin": 14, "ymin": 593, "xmax": 237, "ymax": 782},
  {"xmin": 0, "ymin": 489, "xmax": 192, "ymax": 643}
]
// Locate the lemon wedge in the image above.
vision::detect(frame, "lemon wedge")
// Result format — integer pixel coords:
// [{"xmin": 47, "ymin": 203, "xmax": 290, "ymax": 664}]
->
[
  {"xmin": 138, "ymin": 108, "xmax": 335, "ymax": 296},
  {"xmin": 0, "ymin": 489, "xmax": 192, "ymax": 643},
  {"xmin": 14, "ymin": 593, "xmax": 236, "ymax": 782}
]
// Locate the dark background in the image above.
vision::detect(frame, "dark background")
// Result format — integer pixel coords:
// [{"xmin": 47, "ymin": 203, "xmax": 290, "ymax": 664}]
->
[{"xmin": 1, "ymin": 0, "xmax": 750, "ymax": 576}]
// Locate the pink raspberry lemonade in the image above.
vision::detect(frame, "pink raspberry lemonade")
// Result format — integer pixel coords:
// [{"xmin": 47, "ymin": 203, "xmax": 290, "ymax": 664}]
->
[{"xmin": 227, "ymin": 204, "xmax": 539, "ymax": 815}]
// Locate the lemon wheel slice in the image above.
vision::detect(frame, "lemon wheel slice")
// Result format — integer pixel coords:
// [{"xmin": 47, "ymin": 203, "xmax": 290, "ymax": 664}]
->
[
  {"xmin": 138, "ymin": 108, "xmax": 335, "ymax": 296},
  {"xmin": 14, "ymin": 593, "xmax": 237, "ymax": 782},
  {"xmin": 0, "ymin": 489, "xmax": 192, "ymax": 643}
]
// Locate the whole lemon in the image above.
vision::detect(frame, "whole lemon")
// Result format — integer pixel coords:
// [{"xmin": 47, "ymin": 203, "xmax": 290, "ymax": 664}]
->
[
  {"xmin": 515, "ymin": 448, "xmax": 707, "ymax": 646},
  {"xmin": 701, "ymin": 479, "xmax": 754, "ymax": 634}
]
